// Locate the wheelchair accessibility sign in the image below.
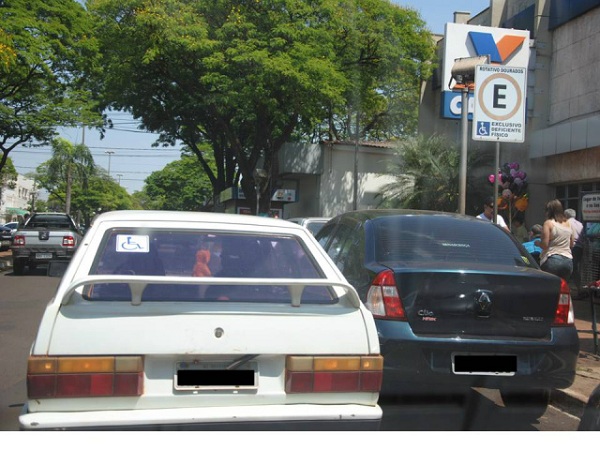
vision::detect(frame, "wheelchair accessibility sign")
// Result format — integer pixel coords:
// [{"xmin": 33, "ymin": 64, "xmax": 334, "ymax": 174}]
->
[
  {"xmin": 473, "ymin": 65, "xmax": 527, "ymax": 143},
  {"xmin": 116, "ymin": 235, "xmax": 150, "ymax": 253}
]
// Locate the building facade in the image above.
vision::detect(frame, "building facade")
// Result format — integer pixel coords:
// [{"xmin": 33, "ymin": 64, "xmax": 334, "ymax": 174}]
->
[
  {"xmin": 419, "ymin": 0, "xmax": 600, "ymax": 226},
  {"xmin": 1, "ymin": 174, "xmax": 35, "ymax": 221},
  {"xmin": 278, "ymin": 141, "xmax": 395, "ymax": 219}
]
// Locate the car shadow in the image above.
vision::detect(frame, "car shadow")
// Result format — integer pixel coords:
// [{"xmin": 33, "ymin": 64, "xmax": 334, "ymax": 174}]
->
[{"xmin": 380, "ymin": 389, "xmax": 542, "ymax": 431}]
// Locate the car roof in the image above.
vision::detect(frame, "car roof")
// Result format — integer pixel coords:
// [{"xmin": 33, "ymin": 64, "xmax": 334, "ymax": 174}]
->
[
  {"xmin": 94, "ymin": 210, "xmax": 306, "ymax": 231},
  {"xmin": 333, "ymin": 209, "xmax": 480, "ymax": 223}
]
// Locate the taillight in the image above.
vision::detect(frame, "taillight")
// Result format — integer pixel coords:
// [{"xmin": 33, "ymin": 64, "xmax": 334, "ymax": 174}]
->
[
  {"xmin": 285, "ymin": 355, "xmax": 383, "ymax": 393},
  {"xmin": 366, "ymin": 269, "xmax": 406, "ymax": 320},
  {"xmin": 27, "ymin": 356, "xmax": 143, "ymax": 398},
  {"xmin": 62, "ymin": 236, "xmax": 75, "ymax": 247},
  {"xmin": 553, "ymin": 279, "xmax": 575, "ymax": 326},
  {"xmin": 13, "ymin": 235, "xmax": 25, "ymax": 246}
]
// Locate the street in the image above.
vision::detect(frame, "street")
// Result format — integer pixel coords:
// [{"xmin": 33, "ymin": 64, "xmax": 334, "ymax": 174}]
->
[{"xmin": 0, "ymin": 267, "xmax": 580, "ymax": 431}]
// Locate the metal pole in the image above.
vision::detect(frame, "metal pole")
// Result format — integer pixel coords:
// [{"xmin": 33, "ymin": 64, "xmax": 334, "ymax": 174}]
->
[
  {"xmin": 459, "ymin": 87, "xmax": 468, "ymax": 214},
  {"xmin": 493, "ymin": 141, "xmax": 500, "ymax": 224},
  {"xmin": 105, "ymin": 150, "xmax": 114, "ymax": 176},
  {"xmin": 353, "ymin": 108, "xmax": 359, "ymax": 211}
]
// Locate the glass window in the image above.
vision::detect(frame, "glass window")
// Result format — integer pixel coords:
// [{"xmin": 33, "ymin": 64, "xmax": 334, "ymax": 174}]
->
[
  {"xmin": 372, "ymin": 216, "xmax": 534, "ymax": 267},
  {"xmin": 84, "ymin": 229, "xmax": 334, "ymax": 304}
]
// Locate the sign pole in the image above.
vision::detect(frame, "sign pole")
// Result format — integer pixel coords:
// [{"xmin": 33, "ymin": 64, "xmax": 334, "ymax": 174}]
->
[
  {"xmin": 494, "ymin": 141, "xmax": 500, "ymax": 224},
  {"xmin": 459, "ymin": 86, "xmax": 468, "ymax": 214}
]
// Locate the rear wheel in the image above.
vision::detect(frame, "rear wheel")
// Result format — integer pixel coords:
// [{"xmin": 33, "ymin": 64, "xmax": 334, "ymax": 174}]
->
[
  {"xmin": 12, "ymin": 258, "xmax": 26, "ymax": 276},
  {"xmin": 500, "ymin": 389, "xmax": 550, "ymax": 418},
  {"xmin": 579, "ymin": 385, "xmax": 600, "ymax": 430}
]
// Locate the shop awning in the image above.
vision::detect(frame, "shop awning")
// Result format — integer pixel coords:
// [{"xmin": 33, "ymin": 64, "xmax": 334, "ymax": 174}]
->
[{"xmin": 6, "ymin": 207, "xmax": 29, "ymax": 215}]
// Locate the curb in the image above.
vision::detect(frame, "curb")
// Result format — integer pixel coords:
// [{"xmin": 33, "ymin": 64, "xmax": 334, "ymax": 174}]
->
[{"xmin": 551, "ymin": 387, "xmax": 586, "ymax": 418}]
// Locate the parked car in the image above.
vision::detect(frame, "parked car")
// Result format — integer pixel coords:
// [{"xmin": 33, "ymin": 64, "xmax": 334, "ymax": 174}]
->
[
  {"xmin": 1, "ymin": 221, "xmax": 19, "ymax": 237},
  {"xmin": 0, "ymin": 225, "xmax": 12, "ymax": 251},
  {"xmin": 20, "ymin": 210, "xmax": 383, "ymax": 430},
  {"xmin": 287, "ymin": 217, "xmax": 330, "ymax": 236},
  {"xmin": 315, "ymin": 209, "xmax": 579, "ymax": 417}
]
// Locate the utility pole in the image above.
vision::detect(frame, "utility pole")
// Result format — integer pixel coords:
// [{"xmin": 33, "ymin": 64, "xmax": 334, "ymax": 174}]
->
[
  {"xmin": 116, "ymin": 174, "xmax": 123, "ymax": 186},
  {"xmin": 105, "ymin": 150, "xmax": 114, "ymax": 176}
]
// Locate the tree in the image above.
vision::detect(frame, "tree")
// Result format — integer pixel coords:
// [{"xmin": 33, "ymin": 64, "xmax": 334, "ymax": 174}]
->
[
  {"xmin": 141, "ymin": 151, "xmax": 215, "ymax": 211},
  {"xmin": 69, "ymin": 172, "xmax": 134, "ymax": 228},
  {"xmin": 377, "ymin": 134, "xmax": 489, "ymax": 213},
  {"xmin": 88, "ymin": 0, "xmax": 435, "ymax": 213},
  {"xmin": 36, "ymin": 138, "xmax": 96, "ymax": 214},
  {"xmin": 0, "ymin": 0, "xmax": 102, "ymax": 174}
]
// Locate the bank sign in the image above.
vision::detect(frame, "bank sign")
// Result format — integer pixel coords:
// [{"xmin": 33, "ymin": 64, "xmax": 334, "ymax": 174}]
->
[{"xmin": 441, "ymin": 23, "xmax": 530, "ymax": 120}]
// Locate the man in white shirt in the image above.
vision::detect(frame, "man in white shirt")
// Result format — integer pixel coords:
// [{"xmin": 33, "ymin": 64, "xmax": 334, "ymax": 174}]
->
[{"xmin": 477, "ymin": 196, "xmax": 509, "ymax": 230}]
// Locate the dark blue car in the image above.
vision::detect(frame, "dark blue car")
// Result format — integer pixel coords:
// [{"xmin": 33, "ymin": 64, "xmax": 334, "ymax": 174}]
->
[{"xmin": 316, "ymin": 210, "xmax": 579, "ymax": 416}]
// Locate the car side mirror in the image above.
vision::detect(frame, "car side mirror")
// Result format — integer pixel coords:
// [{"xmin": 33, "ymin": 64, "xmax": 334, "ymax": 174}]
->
[{"xmin": 47, "ymin": 261, "xmax": 69, "ymax": 277}]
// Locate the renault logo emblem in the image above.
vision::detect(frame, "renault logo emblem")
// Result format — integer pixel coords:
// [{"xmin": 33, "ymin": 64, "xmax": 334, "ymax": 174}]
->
[{"xmin": 474, "ymin": 290, "xmax": 493, "ymax": 317}]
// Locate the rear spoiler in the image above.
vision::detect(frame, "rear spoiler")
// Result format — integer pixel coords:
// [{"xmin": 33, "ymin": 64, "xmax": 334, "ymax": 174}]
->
[{"xmin": 60, "ymin": 275, "xmax": 362, "ymax": 308}]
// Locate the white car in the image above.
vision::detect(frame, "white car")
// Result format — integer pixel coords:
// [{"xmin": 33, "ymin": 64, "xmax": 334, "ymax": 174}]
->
[{"xmin": 20, "ymin": 210, "xmax": 382, "ymax": 430}]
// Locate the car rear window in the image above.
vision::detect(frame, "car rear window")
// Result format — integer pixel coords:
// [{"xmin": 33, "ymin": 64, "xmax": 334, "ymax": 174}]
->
[
  {"xmin": 85, "ymin": 229, "xmax": 335, "ymax": 304},
  {"xmin": 25, "ymin": 215, "xmax": 74, "ymax": 229},
  {"xmin": 372, "ymin": 216, "xmax": 535, "ymax": 267}
]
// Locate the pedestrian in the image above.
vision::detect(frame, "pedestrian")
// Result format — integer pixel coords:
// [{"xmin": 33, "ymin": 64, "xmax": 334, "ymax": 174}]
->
[
  {"xmin": 523, "ymin": 223, "xmax": 543, "ymax": 263},
  {"xmin": 477, "ymin": 196, "xmax": 509, "ymax": 230},
  {"xmin": 511, "ymin": 213, "xmax": 529, "ymax": 243},
  {"xmin": 538, "ymin": 199, "xmax": 575, "ymax": 280},
  {"xmin": 565, "ymin": 208, "xmax": 584, "ymax": 295}
]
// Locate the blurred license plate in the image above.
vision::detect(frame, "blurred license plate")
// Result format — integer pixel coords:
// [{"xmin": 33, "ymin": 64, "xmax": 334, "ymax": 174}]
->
[
  {"xmin": 175, "ymin": 361, "xmax": 258, "ymax": 391},
  {"xmin": 35, "ymin": 253, "xmax": 53, "ymax": 260},
  {"xmin": 453, "ymin": 354, "xmax": 516, "ymax": 376}
]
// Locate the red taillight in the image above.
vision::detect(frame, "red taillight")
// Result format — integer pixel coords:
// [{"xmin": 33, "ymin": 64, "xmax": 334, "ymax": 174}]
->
[
  {"xmin": 27, "ymin": 356, "xmax": 143, "ymax": 399},
  {"xmin": 366, "ymin": 269, "xmax": 406, "ymax": 320},
  {"xmin": 13, "ymin": 235, "xmax": 25, "ymax": 246},
  {"xmin": 62, "ymin": 236, "xmax": 75, "ymax": 247},
  {"xmin": 285, "ymin": 356, "xmax": 383, "ymax": 394},
  {"xmin": 553, "ymin": 278, "xmax": 575, "ymax": 326}
]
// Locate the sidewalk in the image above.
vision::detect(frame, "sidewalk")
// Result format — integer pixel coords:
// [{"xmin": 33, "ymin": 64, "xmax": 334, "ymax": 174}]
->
[
  {"xmin": 1, "ymin": 249, "xmax": 599, "ymax": 418},
  {"xmin": 551, "ymin": 294, "xmax": 600, "ymax": 418}
]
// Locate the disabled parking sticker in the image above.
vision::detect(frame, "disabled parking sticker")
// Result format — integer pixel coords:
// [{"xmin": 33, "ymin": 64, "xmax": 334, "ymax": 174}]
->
[{"xmin": 116, "ymin": 235, "xmax": 150, "ymax": 253}]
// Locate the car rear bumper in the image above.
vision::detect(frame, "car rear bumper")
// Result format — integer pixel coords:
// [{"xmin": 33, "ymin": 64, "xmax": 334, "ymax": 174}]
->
[
  {"xmin": 376, "ymin": 321, "xmax": 579, "ymax": 395},
  {"xmin": 20, "ymin": 403, "xmax": 382, "ymax": 431}
]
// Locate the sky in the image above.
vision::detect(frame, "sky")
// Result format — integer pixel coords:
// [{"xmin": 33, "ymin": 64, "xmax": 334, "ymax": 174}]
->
[{"xmin": 9, "ymin": 0, "xmax": 491, "ymax": 195}]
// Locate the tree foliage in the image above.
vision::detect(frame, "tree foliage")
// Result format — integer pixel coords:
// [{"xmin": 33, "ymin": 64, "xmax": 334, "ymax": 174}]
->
[
  {"xmin": 377, "ymin": 134, "xmax": 489, "ymax": 213},
  {"xmin": 140, "ymin": 151, "xmax": 215, "ymax": 211},
  {"xmin": 41, "ymin": 138, "xmax": 95, "ymax": 214},
  {"xmin": 0, "ymin": 0, "xmax": 102, "ymax": 174},
  {"xmin": 88, "ymin": 0, "xmax": 435, "ymax": 213}
]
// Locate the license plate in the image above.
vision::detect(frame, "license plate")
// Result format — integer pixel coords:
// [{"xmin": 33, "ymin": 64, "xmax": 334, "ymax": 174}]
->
[
  {"xmin": 174, "ymin": 361, "xmax": 258, "ymax": 391},
  {"xmin": 35, "ymin": 253, "xmax": 53, "ymax": 260},
  {"xmin": 452, "ymin": 354, "xmax": 516, "ymax": 376}
]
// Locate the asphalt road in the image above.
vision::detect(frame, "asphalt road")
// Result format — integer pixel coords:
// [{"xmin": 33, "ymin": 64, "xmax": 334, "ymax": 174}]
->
[{"xmin": 0, "ymin": 266, "xmax": 581, "ymax": 431}]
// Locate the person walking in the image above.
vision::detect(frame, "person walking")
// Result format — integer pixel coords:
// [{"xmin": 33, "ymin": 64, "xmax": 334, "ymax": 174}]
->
[
  {"xmin": 537, "ymin": 199, "xmax": 575, "ymax": 280},
  {"xmin": 565, "ymin": 208, "xmax": 584, "ymax": 295},
  {"xmin": 477, "ymin": 196, "xmax": 509, "ymax": 231}
]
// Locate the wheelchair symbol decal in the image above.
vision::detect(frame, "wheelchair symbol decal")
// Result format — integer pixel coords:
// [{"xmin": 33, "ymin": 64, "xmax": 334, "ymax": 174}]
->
[
  {"xmin": 116, "ymin": 235, "xmax": 150, "ymax": 253},
  {"xmin": 477, "ymin": 121, "xmax": 490, "ymax": 136}
]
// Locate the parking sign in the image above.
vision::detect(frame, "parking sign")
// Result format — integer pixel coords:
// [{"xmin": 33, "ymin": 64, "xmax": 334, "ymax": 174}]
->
[{"xmin": 473, "ymin": 65, "xmax": 527, "ymax": 142}]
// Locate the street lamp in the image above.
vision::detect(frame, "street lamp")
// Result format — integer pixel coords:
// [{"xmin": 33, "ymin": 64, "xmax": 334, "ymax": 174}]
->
[
  {"xmin": 116, "ymin": 174, "xmax": 123, "ymax": 185},
  {"xmin": 253, "ymin": 168, "xmax": 268, "ymax": 216},
  {"xmin": 105, "ymin": 150, "xmax": 115, "ymax": 176},
  {"xmin": 450, "ymin": 55, "xmax": 489, "ymax": 215}
]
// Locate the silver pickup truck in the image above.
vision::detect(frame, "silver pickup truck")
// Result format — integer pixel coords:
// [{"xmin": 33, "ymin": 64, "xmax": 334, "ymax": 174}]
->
[{"xmin": 11, "ymin": 212, "xmax": 83, "ymax": 275}]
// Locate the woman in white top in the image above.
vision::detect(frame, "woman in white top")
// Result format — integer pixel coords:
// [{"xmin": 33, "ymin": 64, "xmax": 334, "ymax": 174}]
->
[{"xmin": 537, "ymin": 199, "xmax": 575, "ymax": 280}]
